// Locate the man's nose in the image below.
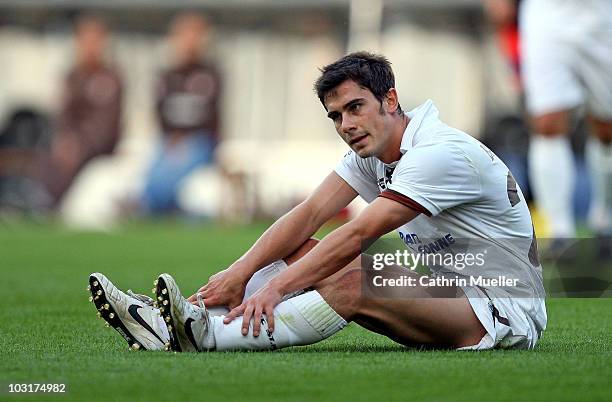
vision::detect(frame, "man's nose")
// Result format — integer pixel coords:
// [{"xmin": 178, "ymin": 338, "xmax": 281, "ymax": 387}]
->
[{"xmin": 341, "ymin": 114, "xmax": 357, "ymax": 133}]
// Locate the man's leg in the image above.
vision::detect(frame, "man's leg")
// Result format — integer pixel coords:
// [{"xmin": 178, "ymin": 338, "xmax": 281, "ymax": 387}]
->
[
  {"xmin": 199, "ymin": 256, "xmax": 485, "ymax": 351},
  {"xmin": 224, "ymin": 237, "xmax": 358, "ymax": 303},
  {"xmin": 520, "ymin": 6, "xmax": 580, "ymax": 239},
  {"xmin": 316, "ymin": 265, "xmax": 485, "ymax": 348},
  {"xmin": 241, "ymin": 238, "xmax": 319, "ymax": 301},
  {"xmin": 188, "ymin": 239, "xmax": 360, "ymax": 351},
  {"xmin": 161, "ymin": 268, "xmax": 347, "ymax": 352},
  {"xmin": 586, "ymin": 117, "xmax": 612, "ymax": 259},
  {"xmin": 141, "ymin": 134, "xmax": 213, "ymax": 213},
  {"xmin": 528, "ymin": 110, "xmax": 577, "ymax": 238},
  {"xmin": 207, "ymin": 238, "xmax": 346, "ymax": 316}
]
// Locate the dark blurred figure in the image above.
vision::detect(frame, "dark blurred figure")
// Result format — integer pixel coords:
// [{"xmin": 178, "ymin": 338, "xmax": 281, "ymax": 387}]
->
[
  {"xmin": 0, "ymin": 108, "xmax": 51, "ymax": 213},
  {"xmin": 482, "ymin": 0, "xmax": 531, "ymax": 197},
  {"xmin": 484, "ymin": 0, "xmax": 521, "ymax": 77},
  {"xmin": 43, "ymin": 15, "xmax": 123, "ymax": 207},
  {"xmin": 140, "ymin": 12, "xmax": 221, "ymax": 213}
]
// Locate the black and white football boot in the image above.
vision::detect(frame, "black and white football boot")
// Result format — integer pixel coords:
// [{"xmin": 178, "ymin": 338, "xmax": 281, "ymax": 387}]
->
[
  {"xmin": 155, "ymin": 273, "xmax": 211, "ymax": 352},
  {"xmin": 88, "ymin": 273, "xmax": 171, "ymax": 351}
]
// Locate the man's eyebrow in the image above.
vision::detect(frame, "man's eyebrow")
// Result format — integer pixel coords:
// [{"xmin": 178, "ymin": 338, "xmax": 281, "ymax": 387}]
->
[
  {"xmin": 343, "ymin": 98, "xmax": 365, "ymax": 110},
  {"xmin": 327, "ymin": 98, "xmax": 365, "ymax": 119}
]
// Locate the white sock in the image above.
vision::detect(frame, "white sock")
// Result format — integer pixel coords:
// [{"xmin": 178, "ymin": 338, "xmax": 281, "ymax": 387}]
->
[
  {"xmin": 586, "ymin": 137, "xmax": 612, "ymax": 234},
  {"xmin": 243, "ymin": 260, "xmax": 289, "ymax": 301},
  {"xmin": 202, "ymin": 290, "xmax": 347, "ymax": 351},
  {"xmin": 529, "ymin": 135, "xmax": 576, "ymax": 237},
  {"xmin": 206, "ymin": 260, "xmax": 298, "ymax": 317}
]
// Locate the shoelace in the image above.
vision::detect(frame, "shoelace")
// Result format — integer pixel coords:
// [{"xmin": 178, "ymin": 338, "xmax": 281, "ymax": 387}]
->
[
  {"xmin": 196, "ymin": 292, "xmax": 206, "ymax": 309},
  {"xmin": 195, "ymin": 292, "xmax": 211, "ymax": 322},
  {"xmin": 127, "ymin": 290, "xmax": 155, "ymax": 307},
  {"xmin": 128, "ymin": 289, "xmax": 209, "ymax": 323}
]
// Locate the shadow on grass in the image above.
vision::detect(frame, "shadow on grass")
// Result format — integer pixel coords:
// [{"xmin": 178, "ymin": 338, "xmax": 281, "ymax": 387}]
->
[{"xmin": 282, "ymin": 344, "xmax": 410, "ymax": 353}]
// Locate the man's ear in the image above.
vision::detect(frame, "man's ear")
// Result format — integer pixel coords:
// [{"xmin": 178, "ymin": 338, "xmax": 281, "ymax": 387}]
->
[{"xmin": 385, "ymin": 88, "xmax": 400, "ymax": 114}]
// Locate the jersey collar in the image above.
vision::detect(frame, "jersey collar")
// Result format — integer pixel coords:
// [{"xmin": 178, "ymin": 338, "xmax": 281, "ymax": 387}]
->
[{"xmin": 399, "ymin": 99, "xmax": 439, "ymax": 154}]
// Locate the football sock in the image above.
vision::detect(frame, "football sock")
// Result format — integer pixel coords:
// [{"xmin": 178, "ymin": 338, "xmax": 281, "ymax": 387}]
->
[
  {"xmin": 202, "ymin": 290, "xmax": 347, "ymax": 351},
  {"xmin": 243, "ymin": 260, "xmax": 289, "ymax": 300},
  {"xmin": 529, "ymin": 135, "xmax": 576, "ymax": 237},
  {"xmin": 586, "ymin": 137, "xmax": 612, "ymax": 235},
  {"xmin": 206, "ymin": 260, "xmax": 297, "ymax": 317}
]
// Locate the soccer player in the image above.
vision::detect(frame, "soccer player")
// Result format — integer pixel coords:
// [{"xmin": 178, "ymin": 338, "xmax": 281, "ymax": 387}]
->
[
  {"xmin": 520, "ymin": 0, "xmax": 612, "ymax": 255},
  {"xmin": 89, "ymin": 52, "xmax": 546, "ymax": 352}
]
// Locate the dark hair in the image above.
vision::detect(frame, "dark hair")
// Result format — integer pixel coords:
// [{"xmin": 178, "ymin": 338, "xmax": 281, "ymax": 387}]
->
[
  {"xmin": 74, "ymin": 14, "xmax": 108, "ymax": 33},
  {"xmin": 314, "ymin": 51, "xmax": 402, "ymax": 114}
]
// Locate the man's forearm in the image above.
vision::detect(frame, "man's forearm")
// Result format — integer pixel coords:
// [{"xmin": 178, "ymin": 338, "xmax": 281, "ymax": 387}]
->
[
  {"xmin": 227, "ymin": 172, "xmax": 357, "ymax": 280},
  {"xmin": 268, "ymin": 197, "xmax": 419, "ymax": 295},
  {"xmin": 270, "ymin": 222, "xmax": 364, "ymax": 295},
  {"xmin": 229, "ymin": 203, "xmax": 319, "ymax": 277}
]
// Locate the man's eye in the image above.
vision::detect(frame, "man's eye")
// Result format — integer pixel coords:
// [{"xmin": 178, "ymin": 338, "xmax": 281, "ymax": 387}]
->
[{"xmin": 350, "ymin": 103, "xmax": 361, "ymax": 112}]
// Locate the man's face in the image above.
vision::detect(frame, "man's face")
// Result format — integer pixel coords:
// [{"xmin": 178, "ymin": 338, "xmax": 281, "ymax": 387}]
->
[
  {"xmin": 76, "ymin": 22, "xmax": 107, "ymax": 66},
  {"xmin": 324, "ymin": 80, "xmax": 394, "ymax": 159},
  {"xmin": 171, "ymin": 16, "xmax": 206, "ymax": 64}
]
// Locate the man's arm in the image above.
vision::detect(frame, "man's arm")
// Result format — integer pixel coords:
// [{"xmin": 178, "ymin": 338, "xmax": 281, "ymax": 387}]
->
[
  {"xmin": 271, "ymin": 196, "xmax": 419, "ymax": 295},
  {"xmin": 193, "ymin": 172, "xmax": 357, "ymax": 307},
  {"xmin": 224, "ymin": 196, "xmax": 421, "ymax": 335},
  {"xmin": 229, "ymin": 171, "xmax": 358, "ymax": 277}
]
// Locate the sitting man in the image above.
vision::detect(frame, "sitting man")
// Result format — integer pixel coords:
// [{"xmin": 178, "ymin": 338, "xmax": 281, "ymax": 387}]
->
[
  {"xmin": 140, "ymin": 12, "xmax": 221, "ymax": 214},
  {"xmin": 45, "ymin": 15, "xmax": 123, "ymax": 208},
  {"xmin": 88, "ymin": 52, "xmax": 546, "ymax": 352}
]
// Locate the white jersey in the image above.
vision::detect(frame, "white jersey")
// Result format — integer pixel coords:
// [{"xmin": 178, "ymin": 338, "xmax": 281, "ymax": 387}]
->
[
  {"xmin": 335, "ymin": 100, "xmax": 546, "ymax": 336},
  {"xmin": 335, "ymin": 100, "xmax": 547, "ymax": 344},
  {"xmin": 521, "ymin": 0, "xmax": 612, "ymax": 37}
]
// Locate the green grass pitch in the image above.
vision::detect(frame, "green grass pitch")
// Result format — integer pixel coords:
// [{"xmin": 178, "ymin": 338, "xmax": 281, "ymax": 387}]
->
[{"xmin": 1, "ymin": 223, "xmax": 610, "ymax": 401}]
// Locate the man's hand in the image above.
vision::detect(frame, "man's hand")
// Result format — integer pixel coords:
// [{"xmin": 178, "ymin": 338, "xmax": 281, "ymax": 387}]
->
[
  {"xmin": 188, "ymin": 268, "xmax": 249, "ymax": 309},
  {"xmin": 223, "ymin": 282, "xmax": 283, "ymax": 337}
]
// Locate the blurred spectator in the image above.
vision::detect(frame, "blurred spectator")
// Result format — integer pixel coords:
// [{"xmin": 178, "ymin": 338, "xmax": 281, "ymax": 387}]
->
[
  {"xmin": 140, "ymin": 12, "xmax": 221, "ymax": 214},
  {"xmin": 0, "ymin": 108, "xmax": 51, "ymax": 213},
  {"xmin": 481, "ymin": 0, "xmax": 531, "ymax": 197},
  {"xmin": 43, "ymin": 15, "xmax": 123, "ymax": 207},
  {"xmin": 483, "ymin": 0, "xmax": 520, "ymax": 77}
]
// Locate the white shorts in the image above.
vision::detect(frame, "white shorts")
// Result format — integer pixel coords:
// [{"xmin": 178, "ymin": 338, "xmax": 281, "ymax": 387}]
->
[
  {"xmin": 459, "ymin": 286, "xmax": 547, "ymax": 350},
  {"xmin": 520, "ymin": 0, "xmax": 612, "ymax": 119}
]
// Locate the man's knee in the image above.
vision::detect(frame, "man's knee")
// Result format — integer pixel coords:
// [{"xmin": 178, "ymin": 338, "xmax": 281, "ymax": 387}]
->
[
  {"xmin": 318, "ymin": 268, "xmax": 362, "ymax": 292},
  {"xmin": 317, "ymin": 269, "xmax": 362, "ymax": 319},
  {"xmin": 531, "ymin": 112, "xmax": 570, "ymax": 136},
  {"xmin": 337, "ymin": 268, "xmax": 362, "ymax": 288}
]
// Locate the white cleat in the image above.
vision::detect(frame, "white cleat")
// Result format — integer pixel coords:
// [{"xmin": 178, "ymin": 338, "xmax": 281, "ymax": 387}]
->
[
  {"xmin": 155, "ymin": 274, "xmax": 210, "ymax": 352},
  {"xmin": 88, "ymin": 273, "xmax": 170, "ymax": 351}
]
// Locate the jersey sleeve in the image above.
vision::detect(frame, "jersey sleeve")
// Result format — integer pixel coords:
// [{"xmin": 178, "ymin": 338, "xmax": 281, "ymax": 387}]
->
[
  {"xmin": 381, "ymin": 143, "xmax": 481, "ymax": 216},
  {"xmin": 334, "ymin": 151, "xmax": 380, "ymax": 203}
]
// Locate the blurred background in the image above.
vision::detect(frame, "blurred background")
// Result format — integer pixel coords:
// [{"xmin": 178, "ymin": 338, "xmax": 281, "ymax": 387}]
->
[{"xmin": 0, "ymin": 0, "xmax": 593, "ymax": 232}]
